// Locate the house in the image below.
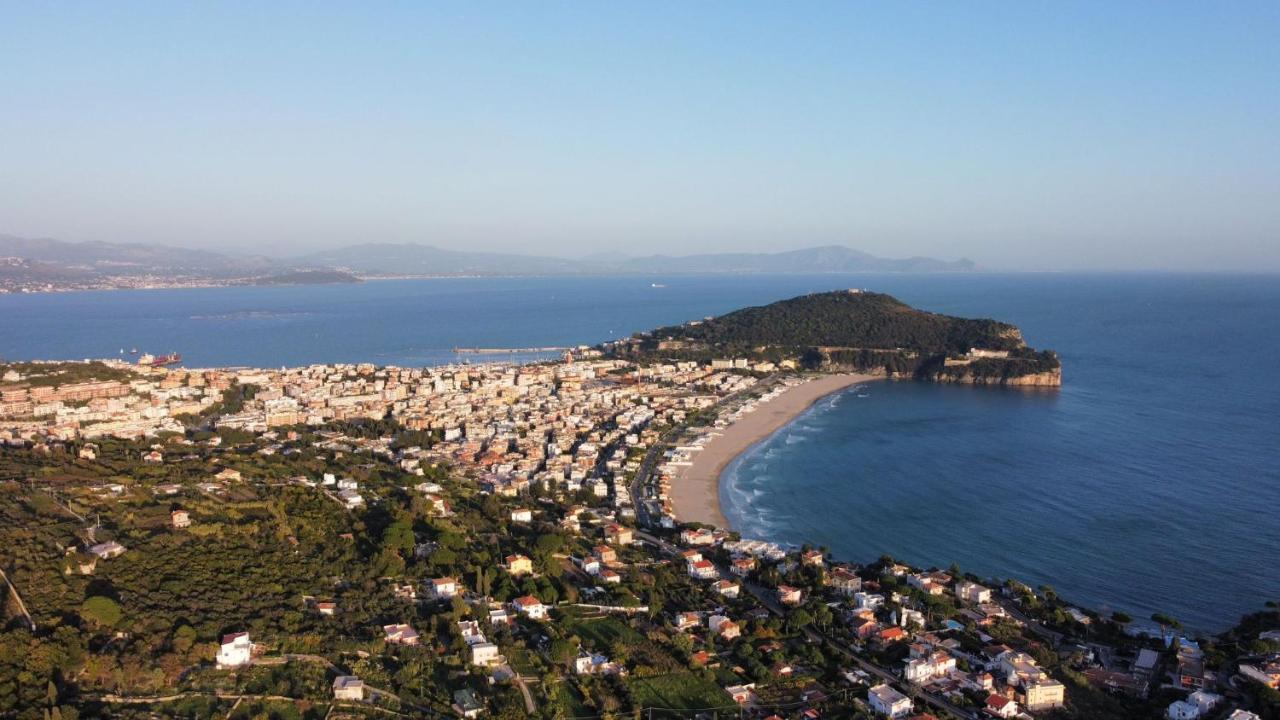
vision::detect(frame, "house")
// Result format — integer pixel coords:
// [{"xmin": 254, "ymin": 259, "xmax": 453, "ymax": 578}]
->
[
  {"xmin": 688, "ymin": 559, "xmax": 717, "ymax": 580},
  {"xmin": 1239, "ymin": 655, "xmax": 1280, "ymax": 688},
  {"xmin": 470, "ymin": 642, "xmax": 501, "ymax": 666},
  {"xmin": 87, "ymin": 541, "xmax": 126, "ymax": 559},
  {"xmin": 675, "ymin": 612, "xmax": 701, "ymax": 631},
  {"xmin": 1227, "ymin": 711, "xmax": 1262, "ymax": 720},
  {"xmin": 777, "ymin": 585, "xmax": 803, "ymax": 605},
  {"xmin": 731, "ymin": 557, "xmax": 757, "ymax": 576},
  {"xmin": 1022, "ymin": 679, "xmax": 1066, "ymax": 711},
  {"xmin": 830, "ymin": 567, "xmax": 862, "ymax": 595},
  {"xmin": 713, "ymin": 579, "xmax": 740, "ymax": 598},
  {"xmin": 430, "ymin": 577, "xmax": 459, "ymax": 600},
  {"xmin": 333, "ymin": 675, "xmax": 364, "ymax": 701},
  {"xmin": 574, "ymin": 652, "xmax": 625, "ymax": 676},
  {"xmin": 725, "ymin": 684, "xmax": 756, "ymax": 705},
  {"xmin": 907, "ymin": 572, "xmax": 949, "ymax": 596},
  {"xmin": 215, "ymin": 468, "xmax": 241, "ymax": 481},
  {"xmin": 383, "ymin": 623, "xmax": 420, "ymax": 645},
  {"xmin": 680, "ymin": 527, "xmax": 716, "ymax": 546},
  {"xmin": 512, "ymin": 595, "xmax": 547, "ymax": 620},
  {"xmin": 505, "ymin": 554, "xmax": 534, "ymax": 576},
  {"xmin": 216, "ymin": 632, "xmax": 254, "ymax": 668},
  {"xmin": 1165, "ymin": 690, "xmax": 1221, "ymax": 720},
  {"xmin": 985, "ymin": 694, "xmax": 1018, "ymax": 718},
  {"xmin": 878, "ymin": 626, "xmax": 907, "ymax": 645},
  {"xmin": 867, "ymin": 684, "xmax": 912, "ymax": 717},
  {"xmin": 142, "ymin": 450, "xmax": 163, "ymax": 463},
  {"xmin": 316, "ymin": 601, "xmax": 337, "ymax": 616},
  {"xmin": 170, "ymin": 509, "xmax": 191, "ymax": 528},
  {"xmin": 337, "ymin": 488, "xmax": 364, "ymax": 508},
  {"xmin": 955, "ymin": 581, "xmax": 991, "ymax": 604},
  {"xmin": 903, "ymin": 651, "xmax": 956, "ymax": 684},
  {"xmin": 488, "ymin": 607, "xmax": 513, "ymax": 625},
  {"xmin": 801, "ymin": 549, "xmax": 824, "ymax": 566},
  {"xmin": 454, "ymin": 689, "xmax": 484, "ymax": 718},
  {"xmin": 855, "ymin": 592, "xmax": 884, "ymax": 609},
  {"xmin": 599, "ymin": 568, "xmax": 622, "ymax": 584},
  {"xmin": 712, "ymin": 618, "xmax": 741, "ymax": 640},
  {"xmin": 594, "ymin": 545, "xmax": 618, "ymax": 564},
  {"xmin": 604, "ymin": 523, "xmax": 633, "ymax": 545},
  {"xmin": 510, "ymin": 508, "xmax": 533, "ymax": 523}
]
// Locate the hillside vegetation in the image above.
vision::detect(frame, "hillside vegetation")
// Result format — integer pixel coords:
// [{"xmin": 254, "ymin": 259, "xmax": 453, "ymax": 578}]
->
[{"xmin": 620, "ymin": 290, "xmax": 1060, "ymax": 384}]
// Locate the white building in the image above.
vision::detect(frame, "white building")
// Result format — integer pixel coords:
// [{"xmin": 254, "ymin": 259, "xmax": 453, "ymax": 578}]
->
[
  {"xmin": 955, "ymin": 580, "xmax": 992, "ymax": 604},
  {"xmin": 216, "ymin": 632, "xmax": 253, "ymax": 668},
  {"xmin": 333, "ymin": 675, "xmax": 364, "ymax": 701},
  {"xmin": 867, "ymin": 683, "xmax": 912, "ymax": 718},
  {"xmin": 512, "ymin": 595, "xmax": 547, "ymax": 620},
  {"xmin": 470, "ymin": 641, "xmax": 501, "ymax": 666},
  {"xmin": 430, "ymin": 577, "xmax": 459, "ymax": 600}
]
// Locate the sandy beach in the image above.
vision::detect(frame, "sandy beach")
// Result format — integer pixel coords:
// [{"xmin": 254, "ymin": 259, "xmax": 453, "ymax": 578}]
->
[{"xmin": 667, "ymin": 373, "xmax": 879, "ymax": 528}]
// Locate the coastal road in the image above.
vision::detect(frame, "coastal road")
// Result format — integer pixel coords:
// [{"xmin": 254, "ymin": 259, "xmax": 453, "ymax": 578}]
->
[
  {"xmin": 996, "ymin": 598, "xmax": 1065, "ymax": 647},
  {"xmin": 629, "ymin": 375, "xmax": 786, "ymax": 530}
]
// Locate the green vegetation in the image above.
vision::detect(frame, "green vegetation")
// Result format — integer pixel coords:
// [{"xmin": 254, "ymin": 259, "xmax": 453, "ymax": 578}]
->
[
  {"xmin": 0, "ymin": 360, "xmax": 140, "ymax": 388},
  {"xmin": 615, "ymin": 290, "xmax": 1060, "ymax": 382}
]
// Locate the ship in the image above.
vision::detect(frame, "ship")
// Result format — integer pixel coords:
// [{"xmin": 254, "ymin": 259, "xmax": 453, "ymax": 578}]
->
[{"xmin": 137, "ymin": 352, "xmax": 182, "ymax": 367}]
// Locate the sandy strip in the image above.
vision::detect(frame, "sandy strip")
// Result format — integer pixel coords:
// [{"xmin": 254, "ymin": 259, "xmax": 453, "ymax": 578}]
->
[{"xmin": 668, "ymin": 373, "xmax": 879, "ymax": 528}]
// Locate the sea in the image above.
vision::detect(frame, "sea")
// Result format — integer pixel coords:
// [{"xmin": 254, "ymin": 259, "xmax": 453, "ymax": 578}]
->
[{"xmin": 2, "ymin": 272, "xmax": 1277, "ymax": 631}]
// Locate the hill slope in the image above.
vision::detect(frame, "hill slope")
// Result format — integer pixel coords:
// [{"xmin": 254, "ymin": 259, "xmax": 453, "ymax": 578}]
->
[{"xmin": 616, "ymin": 290, "xmax": 1060, "ymax": 386}]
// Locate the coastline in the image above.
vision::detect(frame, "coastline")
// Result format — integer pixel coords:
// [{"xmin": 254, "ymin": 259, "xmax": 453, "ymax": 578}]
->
[{"xmin": 667, "ymin": 373, "xmax": 879, "ymax": 529}]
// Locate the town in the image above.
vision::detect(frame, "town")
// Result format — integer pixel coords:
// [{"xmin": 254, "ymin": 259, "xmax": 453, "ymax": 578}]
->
[{"xmin": 0, "ymin": 356, "xmax": 1277, "ymax": 720}]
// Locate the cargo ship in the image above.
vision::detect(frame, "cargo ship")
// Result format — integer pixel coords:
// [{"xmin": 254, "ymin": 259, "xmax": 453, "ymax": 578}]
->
[{"xmin": 137, "ymin": 352, "xmax": 182, "ymax": 367}]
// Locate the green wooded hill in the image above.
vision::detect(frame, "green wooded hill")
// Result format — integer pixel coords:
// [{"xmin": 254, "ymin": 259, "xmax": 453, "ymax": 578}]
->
[
  {"xmin": 654, "ymin": 290, "xmax": 1024, "ymax": 353},
  {"xmin": 623, "ymin": 290, "xmax": 1060, "ymax": 382}
]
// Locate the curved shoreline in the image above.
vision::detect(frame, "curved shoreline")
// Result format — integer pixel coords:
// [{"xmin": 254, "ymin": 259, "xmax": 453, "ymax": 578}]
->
[{"xmin": 667, "ymin": 373, "xmax": 879, "ymax": 528}]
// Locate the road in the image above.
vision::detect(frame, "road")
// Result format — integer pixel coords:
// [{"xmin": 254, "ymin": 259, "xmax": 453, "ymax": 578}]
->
[
  {"xmin": 0, "ymin": 567, "xmax": 36, "ymax": 632},
  {"xmin": 629, "ymin": 376, "xmax": 785, "ymax": 530}
]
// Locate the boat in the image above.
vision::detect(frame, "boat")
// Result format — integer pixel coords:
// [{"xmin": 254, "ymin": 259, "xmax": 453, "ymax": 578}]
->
[
  {"xmin": 137, "ymin": 352, "xmax": 182, "ymax": 367},
  {"xmin": 650, "ymin": 283, "xmax": 666, "ymax": 288}
]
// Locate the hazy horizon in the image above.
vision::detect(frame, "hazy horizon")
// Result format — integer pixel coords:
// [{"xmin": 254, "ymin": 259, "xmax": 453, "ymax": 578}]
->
[{"xmin": 3, "ymin": 3, "xmax": 1278, "ymax": 272}]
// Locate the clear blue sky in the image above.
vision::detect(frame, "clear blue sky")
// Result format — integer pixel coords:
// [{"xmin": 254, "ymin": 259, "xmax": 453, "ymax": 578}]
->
[{"xmin": 2, "ymin": 2, "xmax": 1277, "ymax": 270}]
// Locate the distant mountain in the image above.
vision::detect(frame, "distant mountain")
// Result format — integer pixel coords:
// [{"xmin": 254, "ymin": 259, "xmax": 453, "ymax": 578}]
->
[
  {"xmin": 0, "ymin": 233, "xmax": 978, "ymax": 292},
  {"xmin": 301, "ymin": 242, "xmax": 974, "ymax": 276},
  {"xmin": 617, "ymin": 246, "xmax": 975, "ymax": 274},
  {"xmin": 0, "ymin": 233, "xmax": 283, "ymax": 278},
  {"xmin": 299, "ymin": 243, "xmax": 579, "ymax": 276}
]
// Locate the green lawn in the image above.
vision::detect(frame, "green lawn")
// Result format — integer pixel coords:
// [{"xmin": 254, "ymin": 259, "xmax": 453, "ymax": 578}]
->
[
  {"xmin": 627, "ymin": 672, "xmax": 733, "ymax": 713},
  {"xmin": 558, "ymin": 612, "xmax": 643, "ymax": 649}
]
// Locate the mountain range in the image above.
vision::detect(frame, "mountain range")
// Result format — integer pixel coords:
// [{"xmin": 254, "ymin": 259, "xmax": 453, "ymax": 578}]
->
[{"xmin": 0, "ymin": 233, "xmax": 975, "ymax": 291}]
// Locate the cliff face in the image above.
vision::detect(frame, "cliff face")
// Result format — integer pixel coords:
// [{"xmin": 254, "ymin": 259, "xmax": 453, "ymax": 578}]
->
[{"xmin": 926, "ymin": 367, "xmax": 1062, "ymax": 387}]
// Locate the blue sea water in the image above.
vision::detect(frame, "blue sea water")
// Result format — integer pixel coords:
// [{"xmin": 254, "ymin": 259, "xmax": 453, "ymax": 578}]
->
[{"xmin": 2, "ymin": 273, "xmax": 1277, "ymax": 630}]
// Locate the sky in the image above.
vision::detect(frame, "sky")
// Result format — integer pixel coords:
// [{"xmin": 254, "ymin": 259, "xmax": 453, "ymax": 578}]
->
[{"xmin": 1, "ymin": 2, "xmax": 1278, "ymax": 271}]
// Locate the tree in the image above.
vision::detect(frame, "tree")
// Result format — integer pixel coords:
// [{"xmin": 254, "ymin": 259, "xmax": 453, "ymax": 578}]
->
[
  {"xmin": 80, "ymin": 596, "xmax": 121, "ymax": 628},
  {"xmin": 1151, "ymin": 613, "xmax": 1181, "ymax": 644}
]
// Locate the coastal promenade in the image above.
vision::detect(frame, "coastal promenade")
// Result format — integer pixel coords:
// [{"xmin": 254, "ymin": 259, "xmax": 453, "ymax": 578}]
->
[{"xmin": 668, "ymin": 373, "xmax": 878, "ymax": 527}]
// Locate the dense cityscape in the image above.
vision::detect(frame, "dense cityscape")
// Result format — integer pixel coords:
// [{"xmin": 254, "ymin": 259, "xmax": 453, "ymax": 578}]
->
[{"xmin": 1, "ymin": 347, "xmax": 1276, "ymax": 720}]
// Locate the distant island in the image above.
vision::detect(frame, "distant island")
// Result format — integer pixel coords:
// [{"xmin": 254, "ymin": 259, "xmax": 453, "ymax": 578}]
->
[
  {"xmin": 1, "ymin": 232, "xmax": 976, "ymax": 293},
  {"xmin": 609, "ymin": 289, "xmax": 1062, "ymax": 387}
]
